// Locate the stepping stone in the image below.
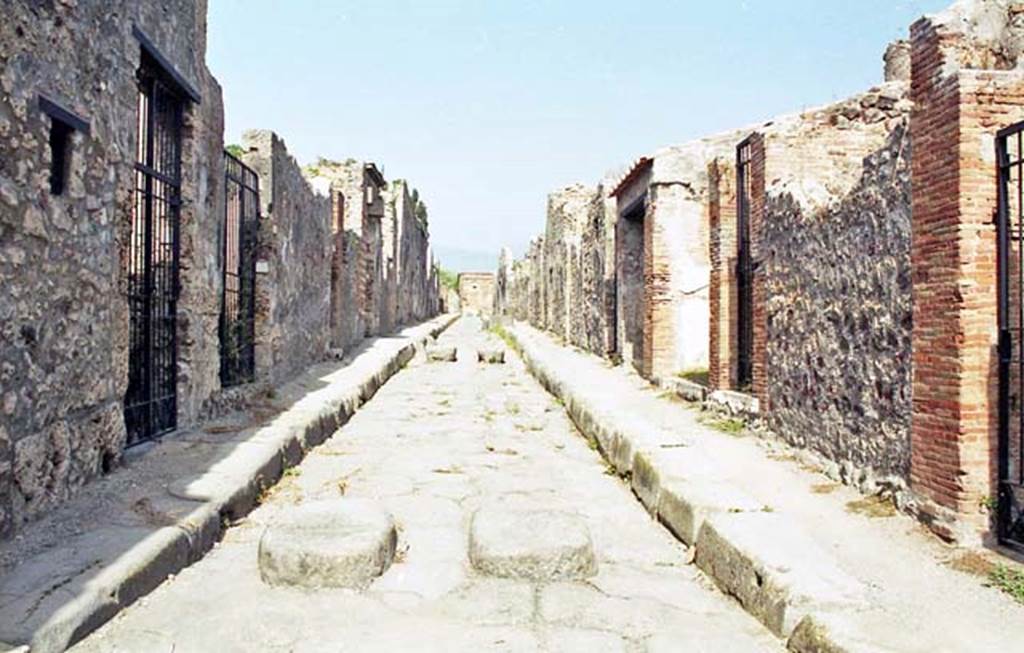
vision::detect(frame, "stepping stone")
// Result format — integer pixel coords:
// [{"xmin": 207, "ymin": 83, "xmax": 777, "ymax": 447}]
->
[
  {"xmin": 258, "ymin": 499, "xmax": 397, "ymax": 589},
  {"xmin": 426, "ymin": 345, "xmax": 457, "ymax": 362},
  {"xmin": 477, "ymin": 349, "xmax": 506, "ymax": 364},
  {"xmin": 469, "ymin": 506, "xmax": 597, "ymax": 580}
]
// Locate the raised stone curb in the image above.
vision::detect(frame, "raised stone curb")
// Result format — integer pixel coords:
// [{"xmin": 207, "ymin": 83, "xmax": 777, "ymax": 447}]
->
[
  {"xmin": 657, "ymin": 478, "xmax": 762, "ymax": 546},
  {"xmin": 504, "ymin": 322, "xmax": 868, "ymax": 650},
  {"xmin": 258, "ymin": 500, "xmax": 397, "ymax": 589},
  {"xmin": 662, "ymin": 377, "xmax": 708, "ymax": 402},
  {"xmin": 707, "ymin": 389, "xmax": 760, "ymax": 416},
  {"xmin": 694, "ymin": 512, "xmax": 864, "ymax": 637},
  {"xmin": 469, "ymin": 507, "xmax": 597, "ymax": 581},
  {"xmin": 1, "ymin": 314, "xmax": 457, "ymax": 653}
]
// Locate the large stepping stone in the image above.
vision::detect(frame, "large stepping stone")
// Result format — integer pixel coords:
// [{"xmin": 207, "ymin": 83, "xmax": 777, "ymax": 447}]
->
[
  {"xmin": 469, "ymin": 506, "xmax": 597, "ymax": 580},
  {"xmin": 258, "ymin": 499, "xmax": 397, "ymax": 589},
  {"xmin": 426, "ymin": 345, "xmax": 457, "ymax": 362},
  {"xmin": 477, "ymin": 349, "xmax": 506, "ymax": 364}
]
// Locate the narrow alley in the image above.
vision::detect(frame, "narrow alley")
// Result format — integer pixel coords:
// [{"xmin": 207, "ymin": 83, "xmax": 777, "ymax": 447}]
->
[{"xmin": 70, "ymin": 317, "xmax": 780, "ymax": 652}]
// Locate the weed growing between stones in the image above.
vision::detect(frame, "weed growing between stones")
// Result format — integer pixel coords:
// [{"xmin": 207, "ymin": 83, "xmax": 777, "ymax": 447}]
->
[
  {"xmin": 699, "ymin": 414, "xmax": 746, "ymax": 435},
  {"xmin": 845, "ymin": 495, "xmax": 898, "ymax": 518},
  {"xmin": 488, "ymin": 323, "xmax": 522, "ymax": 355},
  {"xmin": 677, "ymin": 368, "xmax": 710, "ymax": 386},
  {"xmin": 658, "ymin": 390, "xmax": 688, "ymax": 405},
  {"xmin": 989, "ymin": 565, "xmax": 1024, "ymax": 604}
]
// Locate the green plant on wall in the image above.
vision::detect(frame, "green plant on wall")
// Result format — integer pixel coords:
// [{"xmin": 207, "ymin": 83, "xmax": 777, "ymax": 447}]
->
[
  {"xmin": 225, "ymin": 143, "xmax": 245, "ymax": 158},
  {"xmin": 438, "ymin": 267, "xmax": 459, "ymax": 290}
]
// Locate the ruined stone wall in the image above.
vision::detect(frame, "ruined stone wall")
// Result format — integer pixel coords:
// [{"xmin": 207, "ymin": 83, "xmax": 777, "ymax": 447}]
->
[
  {"xmin": 364, "ymin": 182, "xmax": 386, "ymax": 336},
  {"xmin": 306, "ymin": 160, "xmax": 372, "ymax": 348},
  {"xmin": 544, "ymin": 185, "xmax": 592, "ymax": 342},
  {"xmin": 576, "ymin": 187, "xmax": 616, "ymax": 356},
  {"xmin": 699, "ymin": 82, "xmax": 917, "ymax": 482},
  {"xmin": 0, "ymin": 0, "xmax": 224, "ymax": 534},
  {"xmin": 458, "ymin": 272, "xmax": 496, "ymax": 315},
  {"xmin": 389, "ymin": 180, "xmax": 435, "ymax": 325},
  {"xmin": 761, "ymin": 118, "xmax": 913, "ymax": 482},
  {"xmin": 494, "ymin": 248, "xmax": 513, "ymax": 320},
  {"xmin": 242, "ymin": 130, "xmax": 331, "ymax": 386}
]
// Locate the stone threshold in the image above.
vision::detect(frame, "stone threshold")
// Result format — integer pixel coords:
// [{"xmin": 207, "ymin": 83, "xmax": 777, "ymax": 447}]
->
[
  {"xmin": 0, "ymin": 314, "xmax": 457, "ymax": 653},
  {"xmin": 506, "ymin": 321, "xmax": 1024, "ymax": 652}
]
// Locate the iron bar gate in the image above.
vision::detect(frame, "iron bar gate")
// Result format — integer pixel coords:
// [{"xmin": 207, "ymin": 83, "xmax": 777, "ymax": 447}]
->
[
  {"xmin": 220, "ymin": 152, "xmax": 260, "ymax": 387},
  {"xmin": 736, "ymin": 138, "xmax": 755, "ymax": 389},
  {"xmin": 997, "ymin": 122, "xmax": 1024, "ymax": 551},
  {"xmin": 125, "ymin": 56, "xmax": 184, "ymax": 446}
]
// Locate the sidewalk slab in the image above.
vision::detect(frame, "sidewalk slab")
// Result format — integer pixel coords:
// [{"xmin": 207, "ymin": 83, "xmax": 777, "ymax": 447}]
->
[
  {"xmin": 0, "ymin": 314, "xmax": 456, "ymax": 653},
  {"xmin": 507, "ymin": 321, "xmax": 1024, "ymax": 652}
]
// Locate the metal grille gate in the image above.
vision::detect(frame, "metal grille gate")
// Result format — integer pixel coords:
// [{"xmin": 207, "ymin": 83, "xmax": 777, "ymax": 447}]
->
[
  {"xmin": 124, "ymin": 56, "xmax": 184, "ymax": 446},
  {"xmin": 220, "ymin": 152, "xmax": 259, "ymax": 387},
  {"xmin": 997, "ymin": 122, "xmax": 1024, "ymax": 550},
  {"xmin": 736, "ymin": 138, "xmax": 755, "ymax": 389}
]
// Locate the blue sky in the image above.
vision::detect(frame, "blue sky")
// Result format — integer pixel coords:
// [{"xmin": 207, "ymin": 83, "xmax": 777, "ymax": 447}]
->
[{"xmin": 208, "ymin": 0, "xmax": 946, "ymax": 271}]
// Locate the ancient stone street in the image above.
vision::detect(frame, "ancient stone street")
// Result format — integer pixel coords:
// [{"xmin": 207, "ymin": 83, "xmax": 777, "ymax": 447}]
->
[{"xmin": 69, "ymin": 317, "xmax": 780, "ymax": 652}]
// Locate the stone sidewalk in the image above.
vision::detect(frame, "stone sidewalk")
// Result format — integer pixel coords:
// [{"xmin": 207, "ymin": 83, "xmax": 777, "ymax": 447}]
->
[
  {"xmin": 508, "ymin": 321, "xmax": 1024, "ymax": 651},
  {"xmin": 69, "ymin": 316, "xmax": 781, "ymax": 652},
  {"xmin": 0, "ymin": 315, "xmax": 456, "ymax": 653}
]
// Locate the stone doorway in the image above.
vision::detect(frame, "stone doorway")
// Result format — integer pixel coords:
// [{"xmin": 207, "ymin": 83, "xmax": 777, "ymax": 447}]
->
[{"xmin": 617, "ymin": 198, "xmax": 645, "ymax": 373}]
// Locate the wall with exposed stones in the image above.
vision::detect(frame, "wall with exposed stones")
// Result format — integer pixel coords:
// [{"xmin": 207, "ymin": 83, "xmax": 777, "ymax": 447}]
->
[
  {"xmin": 760, "ymin": 107, "xmax": 913, "ymax": 482},
  {"xmin": 306, "ymin": 160, "xmax": 387, "ymax": 347},
  {"xmin": 241, "ymin": 130, "xmax": 332, "ymax": 386},
  {"xmin": 0, "ymin": 2, "xmax": 444, "ymax": 538},
  {"xmin": 388, "ymin": 180, "xmax": 438, "ymax": 325},
  {"xmin": 0, "ymin": 0, "xmax": 225, "ymax": 535},
  {"xmin": 544, "ymin": 185, "xmax": 591, "ymax": 342},
  {"xmin": 703, "ymin": 80, "xmax": 914, "ymax": 483}
]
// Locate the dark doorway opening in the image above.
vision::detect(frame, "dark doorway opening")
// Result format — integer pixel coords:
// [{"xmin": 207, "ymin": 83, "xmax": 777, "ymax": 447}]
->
[
  {"xmin": 736, "ymin": 138, "xmax": 755, "ymax": 389},
  {"xmin": 617, "ymin": 197, "xmax": 645, "ymax": 373}
]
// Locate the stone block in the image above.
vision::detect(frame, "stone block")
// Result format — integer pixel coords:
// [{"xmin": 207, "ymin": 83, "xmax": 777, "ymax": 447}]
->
[
  {"xmin": 258, "ymin": 499, "xmax": 397, "ymax": 589},
  {"xmin": 694, "ymin": 511, "xmax": 863, "ymax": 637},
  {"xmin": 469, "ymin": 507, "xmax": 596, "ymax": 581},
  {"xmin": 657, "ymin": 478, "xmax": 761, "ymax": 546},
  {"xmin": 477, "ymin": 349, "xmax": 506, "ymax": 364},
  {"xmin": 707, "ymin": 389, "xmax": 760, "ymax": 416},
  {"xmin": 426, "ymin": 345, "xmax": 457, "ymax": 362}
]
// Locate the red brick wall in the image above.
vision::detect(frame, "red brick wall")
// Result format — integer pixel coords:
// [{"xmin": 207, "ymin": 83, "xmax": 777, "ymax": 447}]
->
[
  {"xmin": 708, "ymin": 158, "xmax": 738, "ymax": 390},
  {"xmin": 909, "ymin": 16, "xmax": 1024, "ymax": 525},
  {"xmin": 748, "ymin": 134, "xmax": 769, "ymax": 409},
  {"xmin": 643, "ymin": 188, "xmax": 678, "ymax": 380}
]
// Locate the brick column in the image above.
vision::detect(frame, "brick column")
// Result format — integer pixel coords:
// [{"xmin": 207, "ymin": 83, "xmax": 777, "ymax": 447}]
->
[
  {"xmin": 708, "ymin": 158, "xmax": 737, "ymax": 390},
  {"xmin": 644, "ymin": 189, "xmax": 676, "ymax": 381},
  {"xmin": 909, "ymin": 17, "xmax": 1024, "ymax": 535},
  {"xmin": 748, "ymin": 134, "xmax": 769, "ymax": 409}
]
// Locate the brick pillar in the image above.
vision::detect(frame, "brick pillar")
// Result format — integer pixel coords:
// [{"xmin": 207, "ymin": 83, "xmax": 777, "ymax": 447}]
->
[
  {"xmin": 909, "ymin": 17, "xmax": 1024, "ymax": 534},
  {"xmin": 748, "ymin": 134, "xmax": 769, "ymax": 409},
  {"xmin": 708, "ymin": 158, "xmax": 738, "ymax": 390},
  {"xmin": 644, "ymin": 189, "xmax": 675, "ymax": 381}
]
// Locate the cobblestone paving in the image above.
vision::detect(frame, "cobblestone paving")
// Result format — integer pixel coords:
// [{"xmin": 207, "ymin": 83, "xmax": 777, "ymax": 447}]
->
[{"xmin": 72, "ymin": 317, "xmax": 781, "ymax": 652}]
